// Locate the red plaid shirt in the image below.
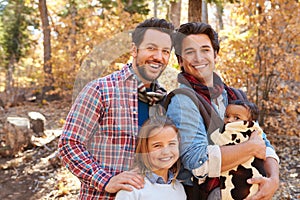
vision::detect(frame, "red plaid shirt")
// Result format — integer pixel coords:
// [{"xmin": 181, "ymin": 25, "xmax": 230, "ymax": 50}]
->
[{"xmin": 58, "ymin": 64, "xmax": 139, "ymax": 199}]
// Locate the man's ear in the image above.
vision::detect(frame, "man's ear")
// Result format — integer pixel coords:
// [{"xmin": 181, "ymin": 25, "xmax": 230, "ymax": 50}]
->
[
  {"xmin": 131, "ymin": 43, "xmax": 137, "ymax": 58},
  {"xmin": 177, "ymin": 56, "xmax": 185, "ymax": 72},
  {"xmin": 214, "ymin": 53, "xmax": 219, "ymax": 63},
  {"xmin": 214, "ymin": 51, "xmax": 218, "ymax": 60},
  {"xmin": 177, "ymin": 55, "xmax": 183, "ymax": 66}
]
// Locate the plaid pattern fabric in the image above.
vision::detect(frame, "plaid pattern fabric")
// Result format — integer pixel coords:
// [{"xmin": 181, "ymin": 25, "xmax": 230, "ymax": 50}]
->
[{"xmin": 58, "ymin": 64, "xmax": 139, "ymax": 200}]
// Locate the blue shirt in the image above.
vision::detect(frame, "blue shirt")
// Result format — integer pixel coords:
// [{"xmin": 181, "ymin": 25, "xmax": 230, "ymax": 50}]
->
[
  {"xmin": 166, "ymin": 83, "xmax": 275, "ymax": 186},
  {"xmin": 145, "ymin": 170, "xmax": 175, "ymax": 184},
  {"xmin": 138, "ymin": 100, "xmax": 149, "ymax": 127}
]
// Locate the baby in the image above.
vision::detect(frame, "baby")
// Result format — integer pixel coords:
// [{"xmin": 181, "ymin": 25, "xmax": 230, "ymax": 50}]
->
[{"xmin": 210, "ymin": 100, "xmax": 266, "ymax": 200}]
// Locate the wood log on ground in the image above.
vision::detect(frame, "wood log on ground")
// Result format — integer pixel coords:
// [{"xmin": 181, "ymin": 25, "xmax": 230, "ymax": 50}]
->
[
  {"xmin": 0, "ymin": 117, "xmax": 33, "ymax": 157},
  {"xmin": 28, "ymin": 111, "xmax": 46, "ymax": 137},
  {"xmin": 30, "ymin": 129, "xmax": 62, "ymax": 147}
]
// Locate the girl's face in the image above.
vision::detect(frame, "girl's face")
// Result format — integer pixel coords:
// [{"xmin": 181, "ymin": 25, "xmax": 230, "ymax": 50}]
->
[
  {"xmin": 224, "ymin": 104, "xmax": 250, "ymax": 124},
  {"xmin": 147, "ymin": 126, "xmax": 179, "ymax": 176}
]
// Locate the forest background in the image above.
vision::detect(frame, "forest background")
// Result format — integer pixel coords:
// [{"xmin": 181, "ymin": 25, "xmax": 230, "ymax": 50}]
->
[
  {"xmin": 0, "ymin": 0, "xmax": 299, "ymax": 199},
  {"xmin": 1, "ymin": 0, "xmax": 299, "ymax": 135}
]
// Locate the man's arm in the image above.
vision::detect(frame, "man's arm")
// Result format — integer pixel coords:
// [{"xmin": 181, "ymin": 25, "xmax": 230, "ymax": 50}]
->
[
  {"xmin": 59, "ymin": 80, "xmax": 145, "ymax": 193},
  {"xmin": 166, "ymin": 94, "xmax": 266, "ymax": 178},
  {"xmin": 58, "ymin": 81, "xmax": 111, "ymax": 191},
  {"xmin": 220, "ymin": 130, "xmax": 266, "ymax": 172}
]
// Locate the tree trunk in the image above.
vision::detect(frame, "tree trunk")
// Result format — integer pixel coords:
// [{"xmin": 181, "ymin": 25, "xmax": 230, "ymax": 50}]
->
[
  {"xmin": 39, "ymin": 0, "xmax": 54, "ymax": 94},
  {"xmin": 170, "ymin": 0, "xmax": 181, "ymax": 28},
  {"xmin": 201, "ymin": 0, "xmax": 208, "ymax": 23},
  {"xmin": 153, "ymin": 0, "xmax": 158, "ymax": 18},
  {"xmin": 216, "ymin": 2, "xmax": 224, "ymax": 30},
  {"xmin": 5, "ymin": 55, "xmax": 15, "ymax": 95},
  {"xmin": 69, "ymin": 1, "xmax": 77, "ymax": 71},
  {"xmin": 188, "ymin": 0, "xmax": 202, "ymax": 22},
  {"xmin": 255, "ymin": 3, "xmax": 266, "ymax": 125}
]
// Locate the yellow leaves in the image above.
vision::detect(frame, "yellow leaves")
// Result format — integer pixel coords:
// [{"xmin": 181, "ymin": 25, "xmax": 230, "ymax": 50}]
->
[
  {"xmin": 57, "ymin": 179, "xmax": 71, "ymax": 196},
  {"xmin": 24, "ymin": 0, "xmax": 33, "ymax": 6},
  {"xmin": 55, "ymin": 170, "xmax": 81, "ymax": 197},
  {"xmin": 41, "ymin": 99, "xmax": 48, "ymax": 106},
  {"xmin": 219, "ymin": 0, "xmax": 300, "ymax": 136},
  {"xmin": 285, "ymin": 103, "xmax": 297, "ymax": 116},
  {"xmin": 59, "ymin": 118, "xmax": 66, "ymax": 126},
  {"xmin": 276, "ymin": 84, "xmax": 289, "ymax": 95},
  {"xmin": 264, "ymin": 98, "xmax": 299, "ymax": 136}
]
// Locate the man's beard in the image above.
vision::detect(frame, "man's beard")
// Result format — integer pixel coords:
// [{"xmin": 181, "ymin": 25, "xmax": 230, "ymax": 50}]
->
[{"xmin": 136, "ymin": 62, "xmax": 164, "ymax": 82}]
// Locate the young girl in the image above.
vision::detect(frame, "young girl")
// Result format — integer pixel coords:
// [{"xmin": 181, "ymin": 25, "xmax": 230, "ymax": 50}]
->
[
  {"xmin": 115, "ymin": 116, "xmax": 186, "ymax": 200},
  {"xmin": 211, "ymin": 100, "xmax": 266, "ymax": 200}
]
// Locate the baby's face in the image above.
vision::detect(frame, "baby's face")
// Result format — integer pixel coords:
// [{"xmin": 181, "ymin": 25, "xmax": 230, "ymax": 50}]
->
[{"xmin": 224, "ymin": 104, "xmax": 250, "ymax": 124}]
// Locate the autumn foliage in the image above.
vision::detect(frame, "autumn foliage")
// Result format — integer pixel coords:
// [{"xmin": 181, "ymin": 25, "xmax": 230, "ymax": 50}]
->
[
  {"xmin": 0, "ymin": 0, "xmax": 299, "ymax": 136},
  {"xmin": 218, "ymin": 0, "xmax": 300, "ymax": 136}
]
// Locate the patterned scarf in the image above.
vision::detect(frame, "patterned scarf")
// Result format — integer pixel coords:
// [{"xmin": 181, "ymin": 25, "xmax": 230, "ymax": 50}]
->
[
  {"xmin": 178, "ymin": 72, "xmax": 238, "ymax": 104},
  {"xmin": 137, "ymin": 81, "xmax": 167, "ymax": 106}
]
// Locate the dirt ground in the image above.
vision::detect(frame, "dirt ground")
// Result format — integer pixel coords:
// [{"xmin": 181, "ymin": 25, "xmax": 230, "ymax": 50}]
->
[{"xmin": 0, "ymin": 100, "xmax": 299, "ymax": 200}]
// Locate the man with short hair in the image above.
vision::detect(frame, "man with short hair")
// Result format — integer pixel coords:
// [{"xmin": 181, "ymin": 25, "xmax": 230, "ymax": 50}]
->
[
  {"xmin": 167, "ymin": 22, "xmax": 279, "ymax": 200},
  {"xmin": 58, "ymin": 18, "xmax": 175, "ymax": 199}
]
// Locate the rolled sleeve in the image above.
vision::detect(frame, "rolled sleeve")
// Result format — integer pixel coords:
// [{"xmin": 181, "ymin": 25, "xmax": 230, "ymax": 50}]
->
[
  {"xmin": 266, "ymin": 146, "xmax": 280, "ymax": 163},
  {"xmin": 261, "ymin": 131, "xmax": 280, "ymax": 163},
  {"xmin": 207, "ymin": 145, "xmax": 221, "ymax": 177},
  {"xmin": 91, "ymin": 169, "xmax": 113, "ymax": 191},
  {"xmin": 191, "ymin": 145, "xmax": 221, "ymax": 184}
]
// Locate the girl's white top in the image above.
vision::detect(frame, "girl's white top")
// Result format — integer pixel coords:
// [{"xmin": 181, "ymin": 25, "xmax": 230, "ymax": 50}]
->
[{"xmin": 115, "ymin": 177, "xmax": 186, "ymax": 200}]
